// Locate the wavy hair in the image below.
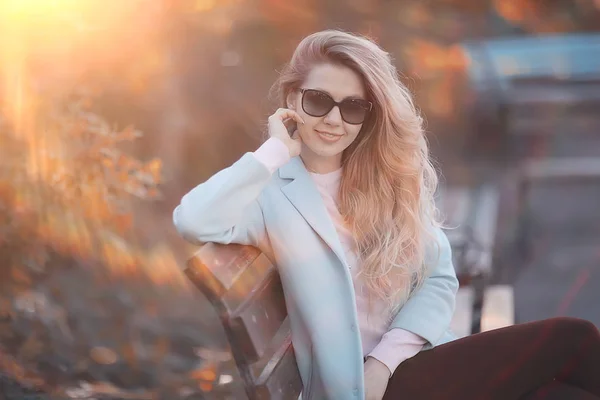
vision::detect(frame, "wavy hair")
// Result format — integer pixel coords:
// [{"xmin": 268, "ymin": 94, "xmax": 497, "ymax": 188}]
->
[{"xmin": 271, "ymin": 30, "xmax": 442, "ymax": 316}]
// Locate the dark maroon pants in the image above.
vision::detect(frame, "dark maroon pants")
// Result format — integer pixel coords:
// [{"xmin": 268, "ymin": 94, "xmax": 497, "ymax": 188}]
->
[{"xmin": 383, "ymin": 317, "xmax": 600, "ymax": 400}]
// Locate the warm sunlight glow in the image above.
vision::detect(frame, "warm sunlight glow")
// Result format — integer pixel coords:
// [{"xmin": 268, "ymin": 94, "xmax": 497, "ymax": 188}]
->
[{"xmin": 0, "ymin": 0, "xmax": 185, "ymax": 287}]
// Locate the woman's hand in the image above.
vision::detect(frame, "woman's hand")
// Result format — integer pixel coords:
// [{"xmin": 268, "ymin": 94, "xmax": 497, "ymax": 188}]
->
[
  {"xmin": 364, "ymin": 357, "xmax": 391, "ymax": 400},
  {"xmin": 267, "ymin": 108, "xmax": 304, "ymax": 158}
]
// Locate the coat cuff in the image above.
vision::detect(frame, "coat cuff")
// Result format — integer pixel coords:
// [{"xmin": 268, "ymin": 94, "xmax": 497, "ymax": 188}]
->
[
  {"xmin": 253, "ymin": 137, "xmax": 291, "ymax": 174},
  {"xmin": 367, "ymin": 328, "xmax": 427, "ymax": 376}
]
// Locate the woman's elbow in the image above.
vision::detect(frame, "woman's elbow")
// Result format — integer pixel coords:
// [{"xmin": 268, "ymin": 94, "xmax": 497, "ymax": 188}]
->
[
  {"xmin": 446, "ymin": 265, "xmax": 459, "ymax": 292},
  {"xmin": 448, "ymin": 273, "xmax": 459, "ymax": 298},
  {"xmin": 172, "ymin": 205, "xmax": 203, "ymax": 244}
]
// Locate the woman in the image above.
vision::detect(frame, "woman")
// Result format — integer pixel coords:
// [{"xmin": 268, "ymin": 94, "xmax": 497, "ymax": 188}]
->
[{"xmin": 173, "ymin": 30, "xmax": 600, "ymax": 400}]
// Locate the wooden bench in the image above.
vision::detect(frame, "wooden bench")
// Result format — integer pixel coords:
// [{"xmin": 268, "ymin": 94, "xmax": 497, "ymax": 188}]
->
[{"xmin": 185, "ymin": 243, "xmax": 302, "ymax": 400}]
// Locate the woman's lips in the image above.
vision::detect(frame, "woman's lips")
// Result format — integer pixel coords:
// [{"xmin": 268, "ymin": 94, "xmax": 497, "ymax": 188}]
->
[{"xmin": 316, "ymin": 130, "xmax": 343, "ymax": 143}]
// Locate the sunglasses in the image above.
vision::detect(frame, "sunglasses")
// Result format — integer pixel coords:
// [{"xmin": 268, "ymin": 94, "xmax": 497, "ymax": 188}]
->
[{"xmin": 299, "ymin": 88, "xmax": 372, "ymax": 125}]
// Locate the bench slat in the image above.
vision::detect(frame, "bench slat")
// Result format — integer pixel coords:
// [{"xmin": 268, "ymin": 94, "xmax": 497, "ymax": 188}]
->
[
  {"xmin": 186, "ymin": 243, "xmax": 261, "ymax": 301},
  {"xmin": 255, "ymin": 334, "xmax": 303, "ymax": 399},
  {"xmin": 231, "ymin": 267, "xmax": 288, "ymax": 363}
]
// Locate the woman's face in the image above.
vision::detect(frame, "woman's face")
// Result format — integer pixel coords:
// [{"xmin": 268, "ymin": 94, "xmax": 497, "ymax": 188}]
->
[{"xmin": 287, "ymin": 63, "xmax": 368, "ymax": 171}]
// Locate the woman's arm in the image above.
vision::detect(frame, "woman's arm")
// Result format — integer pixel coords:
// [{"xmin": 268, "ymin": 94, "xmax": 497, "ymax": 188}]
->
[
  {"xmin": 173, "ymin": 137, "xmax": 290, "ymax": 247},
  {"xmin": 174, "ymin": 108, "xmax": 301, "ymax": 248},
  {"xmin": 388, "ymin": 227, "xmax": 459, "ymax": 348}
]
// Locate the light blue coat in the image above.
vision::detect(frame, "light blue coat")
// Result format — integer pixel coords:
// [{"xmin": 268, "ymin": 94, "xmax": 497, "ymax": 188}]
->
[{"xmin": 173, "ymin": 152, "xmax": 459, "ymax": 400}]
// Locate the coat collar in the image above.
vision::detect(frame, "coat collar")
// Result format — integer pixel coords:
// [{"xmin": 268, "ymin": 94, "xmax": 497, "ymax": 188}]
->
[{"xmin": 279, "ymin": 157, "xmax": 348, "ymax": 266}]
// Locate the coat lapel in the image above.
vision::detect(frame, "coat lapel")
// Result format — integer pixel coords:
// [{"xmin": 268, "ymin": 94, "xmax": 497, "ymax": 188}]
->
[{"xmin": 279, "ymin": 157, "xmax": 348, "ymax": 267}]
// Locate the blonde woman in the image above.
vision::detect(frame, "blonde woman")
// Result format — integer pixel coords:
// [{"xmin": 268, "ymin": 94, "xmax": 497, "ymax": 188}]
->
[{"xmin": 173, "ymin": 30, "xmax": 600, "ymax": 400}]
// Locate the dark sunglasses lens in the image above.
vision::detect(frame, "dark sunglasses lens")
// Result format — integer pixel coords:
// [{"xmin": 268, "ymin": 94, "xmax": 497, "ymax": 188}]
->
[
  {"xmin": 302, "ymin": 90, "xmax": 333, "ymax": 117},
  {"xmin": 340, "ymin": 100, "xmax": 369, "ymax": 124}
]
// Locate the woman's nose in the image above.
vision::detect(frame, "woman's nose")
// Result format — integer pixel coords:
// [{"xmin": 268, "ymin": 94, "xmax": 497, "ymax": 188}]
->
[{"xmin": 323, "ymin": 105, "xmax": 343, "ymax": 125}]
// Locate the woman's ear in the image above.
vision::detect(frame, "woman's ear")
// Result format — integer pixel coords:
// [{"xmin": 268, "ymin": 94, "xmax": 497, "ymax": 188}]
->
[{"xmin": 286, "ymin": 91, "xmax": 296, "ymax": 110}]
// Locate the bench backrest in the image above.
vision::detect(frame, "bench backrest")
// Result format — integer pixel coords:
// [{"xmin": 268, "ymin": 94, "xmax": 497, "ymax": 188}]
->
[{"xmin": 185, "ymin": 243, "xmax": 302, "ymax": 399}]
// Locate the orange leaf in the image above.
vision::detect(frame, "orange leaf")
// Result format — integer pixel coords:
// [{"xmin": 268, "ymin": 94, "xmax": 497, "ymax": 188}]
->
[{"xmin": 90, "ymin": 346, "xmax": 119, "ymax": 365}]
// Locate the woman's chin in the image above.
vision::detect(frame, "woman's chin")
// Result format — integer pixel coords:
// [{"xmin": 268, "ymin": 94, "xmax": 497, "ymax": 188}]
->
[{"xmin": 305, "ymin": 143, "xmax": 345, "ymax": 158}]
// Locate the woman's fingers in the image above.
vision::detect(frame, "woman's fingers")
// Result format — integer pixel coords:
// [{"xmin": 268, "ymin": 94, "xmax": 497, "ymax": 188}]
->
[{"xmin": 270, "ymin": 108, "xmax": 305, "ymax": 125}]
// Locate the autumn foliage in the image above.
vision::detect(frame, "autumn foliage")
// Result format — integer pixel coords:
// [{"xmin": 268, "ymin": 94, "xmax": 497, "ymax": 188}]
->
[{"xmin": 0, "ymin": 1, "xmax": 178, "ymax": 292}]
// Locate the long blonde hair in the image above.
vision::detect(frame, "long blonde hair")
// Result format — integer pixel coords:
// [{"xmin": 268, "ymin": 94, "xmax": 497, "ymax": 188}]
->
[{"xmin": 271, "ymin": 30, "xmax": 442, "ymax": 315}]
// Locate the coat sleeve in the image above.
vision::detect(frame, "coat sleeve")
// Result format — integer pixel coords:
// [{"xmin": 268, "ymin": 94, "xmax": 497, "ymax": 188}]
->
[
  {"xmin": 388, "ymin": 226, "xmax": 459, "ymax": 348},
  {"xmin": 173, "ymin": 152, "xmax": 272, "ymax": 248}
]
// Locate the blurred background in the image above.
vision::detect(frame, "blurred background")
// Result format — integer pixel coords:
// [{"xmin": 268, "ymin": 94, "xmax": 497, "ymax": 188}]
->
[{"xmin": 0, "ymin": 0, "xmax": 599, "ymax": 398}]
